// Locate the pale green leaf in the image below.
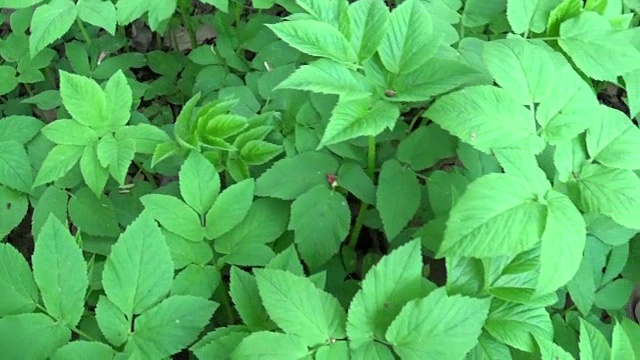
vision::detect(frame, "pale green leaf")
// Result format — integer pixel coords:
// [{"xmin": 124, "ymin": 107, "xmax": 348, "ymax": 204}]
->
[
  {"xmin": 200, "ymin": 0, "xmax": 228, "ymax": 12},
  {"xmin": 33, "ymin": 144, "xmax": 83, "ymax": 187},
  {"xmin": 255, "ymin": 151, "xmax": 338, "ymax": 200},
  {"xmin": 536, "ymin": 190, "xmax": 586, "ymax": 295},
  {"xmin": 0, "ymin": 66, "xmax": 19, "ymax": 95},
  {"xmin": 231, "ymin": 332, "xmax": 308, "ymax": 359},
  {"xmin": 349, "ymin": 0, "xmax": 389, "ymax": 61},
  {"xmin": 0, "ymin": 187, "xmax": 28, "ymax": 239},
  {"xmin": 115, "ymin": 0, "xmax": 150, "ymax": 25},
  {"xmin": 95, "ymin": 295, "xmax": 128, "ymax": 347},
  {"xmin": 41, "ymin": 119, "xmax": 98, "ymax": 146},
  {"xmin": 0, "ymin": 115, "xmax": 44, "ymax": 144},
  {"xmin": 506, "ymin": 0, "xmax": 562, "ymax": 34},
  {"xmin": 492, "ymin": 148, "xmax": 551, "ymax": 196},
  {"xmin": 594, "ymin": 278, "xmax": 633, "ymax": 309},
  {"xmin": 205, "ymin": 179, "xmax": 254, "ymax": 239},
  {"xmin": 68, "ymin": 187, "xmax": 120, "ymax": 237},
  {"xmin": 586, "ymin": 106, "xmax": 640, "ymax": 170},
  {"xmin": 336, "ymin": 162, "xmax": 376, "ymax": 204},
  {"xmin": 426, "ymin": 85, "xmax": 545, "ymax": 154},
  {"xmin": 240, "ymin": 140, "xmax": 283, "ymax": 165},
  {"xmin": 438, "ymin": 173, "xmax": 547, "ymax": 257},
  {"xmin": 96, "ymin": 135, "xmax": 135, "ymax": 185},
  {"xmin": 52, "ymin": 341, "xmax": 116, "ymax": 360},
  {"xmin": 568, "ymin": 164, "xmax": 640, "ymax": 229},
  {"xmin": 59, "ymin": 70, "xmax": 108, "ymax": 129},
  {"xmin": 32, "ymin": 216, "xmax": 88, "ymax": 327},
  {"xmin": 267, "ymin": 20, "xmax": 357, "ymax": 64},
  {"xmin": 31, "ymin": 186, "xmax": 68, "ymax": 237},
  {"xmin": 29, "ymin": 0, "xmax": 77, "ymax": 57},
  {"xmin": 378, "ymin": 0, "xmax": 438, "ymax": 74},
  {"xmin": 347, "ymin": 239, "xmax": 428, "ymax": 353},
  {"xmin": 611, "ymin": 320, "xmax": 635, "ymax": 360},
  {"xmin": 0, "ymin": 141, "xmax": 33, "ymax": 193},
  {"xmin": 0, "ymin": 0, "xmax": 44, "ymax": 8},
  {"xmin": 546, "ymin": 0, "xmax": 582, "ymax": 36},
  {"xmin": 386, "ymin": 288, "xmax": 491, "ymax": 359},
  {"xmin": 171, "ymin": 265, "xmax": 220, "ymax": 299},
  {"xmin": 579, "ymin": 318, "xmax": 611, "ymax": 360},
  {"xmin": 80, "ymin": 143, "xmax": 109, "ymax": 197},
  {"xmin": 115, "ymin": 124, "xmax": 171, "ymax": 154},
  {"xmin": 537, "ymin": 336, "xmax": 575, "ymax": 360},
  {"xmin": 463, "ymin": 0, "xmax": 507, "ymax": 27},
  {"xmin": 77, "ymin": 0, "xmax": 116, "ymax": 35},
  {"xmin": 180, "ymin": 151, "xmax": 220, "ymax": 216},
  {"xmin": 140, "ymin": 194, "xmax": 205, "ymax": 242},
  {"xmin": 104, "ymin": 70, "xmax": 132, "ymax": 128},
  {"xmin": 0, "ymin": 243, "xmax": 38, "ymax": 316},
  {"xmin": 229, "ymin": 267, "xmax": 270, "ymax": 329},
  {"xmin": 320, "ymin": 95, "xmax": 399, "ymax": 147},
  {"xmin": 376, "ymin": 159, "xmax": 420, "ymax": 240},
  {"xmin": 0, "ymin": 313, "xmax": 70, "ymax": 359},
  {"xmin": 483, "ymin": 39, "xmax": 554, "ymax": 105},
  {"xmin": 485, "ymin": 300, "xmax": 553, "ymax": 352},
  {"xmin": 289, "ymin": 185, "xmax": 350, "ymax": 269},
  {"xmin": 559, "ymin": 12, "xmax": 640, "ymax": 81},
  {"xmin": 127, "ymin": 295, "xmax": 218, "ymax": 358},
  {"xmin": 146, "ymin": 0, "xmax": 176, "ymax": 31},
  {"xmin": 254, "ymin": 268, "xmax": 347, "ymax": 347},
  {"xmin": 276, "ymin": 59, "xmax": 371, "ymax": 97},
  {"xmin": 623, "ymin": 69, "xmax": 640, "ymax": 119},
  {"xmin": 102, "ymin": 215, "xmax": 174, "ymax": 315}
]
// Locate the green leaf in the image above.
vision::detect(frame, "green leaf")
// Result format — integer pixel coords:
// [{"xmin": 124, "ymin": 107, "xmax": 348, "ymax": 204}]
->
[
  {"xmin": 0, "ymin": 141, "xmax": 33, "ymax": 193},
  {"xmin": 31, "ymin": 186, "xmax": 68, "ymax": 237},
  {"xmin": 506, "ymin": 0, "xmax": 562, "ymax": 34},
  {"xmin": 276, "ymin": 59, "xmax": 370, "ymax": 97},
  {"xmin": 579, "ymin": 318, "xmax": 611, "ymax": 360},
  {"xmin": 59, "ymin": 70, "xmax": 108, "ymax": 130},
  {"xmin": 116, "ymin": 124, "xmax": 171, "ymax": 154},
  {"xmin": 215, "ymin": 198, "xmax": 288, "ymax": 254},
  {"xmin": 41, "ymin": 119, "xmax": 98, "ymax": 146},
  {"xmin": 104, "ymin": 70, "xmax": 132, "ymax": 128},
  {"xmin": 320, "ymin": 95, "xmax": 399, "ymax": 147},
  {"xmin": 96, "ymin": 135, "xmax": 135, "ymax": 185},
  {"xmin": 146, "ymin": 0, "xmax": 176, "ymax": 31},
  {"xmin": 536, "ymin": 65, "xmax": 600, "ymax": 145},
  {"xmin": 0, "ymin": 0, "xmax": 44, "ymax": 8},
  {"xmin": 0, "ymin": 115, "xmax": 44, "ymax": 144},
  {"xmin": 586, "ymin": 106, "xmax": 640, "ymax": 170},
  {"xmin": 256, "ymin": 151, "xmax": 338, "ymax": 200},
  {"xmin": 349, "ymin": 0, "xmax": 389, "ymax": 62},
  {"xmin": 594, "ymin": 278, "xmax": 633, "ymax": 309},
  {"xmin": 463, "ymin": 0, "xmax": 507, "ymax": 27},
  {"xmin": 77, "ymin": 0, "xmax": 116, "ymax": 35},
  {"xmin": 254, "ymin": 268, "xmax": 347, "ymax": 347},
  {"xmin": 484, "ymin": 300, "xmax": 553, "ymax": 352},
  {"xmin": 568, "ymin": 164, "xmax": 640, "ymax": 229},
  {"xmin": 378, "ymin": 0, "xmax": 438, "ymax": 74},
  {"xmin": 611, "ymin": 320, "xmax": 635, "ymax": 360},
  {"xmin": 0, "ymin": 243, "xmax": 38, "ymax": 316},
  {"xmin": 537, "ymin": 336, "xmax": 575, "ymax": 360},
  {"xmin": 140, "ymin": 194, "xmax": 205, "ymax": 242},
  {"xmin": 201, "ymin": 0, "xmax": 228, "ymax": 12},
  {"xmin": 69, "ymin": 188, "xmax": 120, "ymax": 239},
  {"xmin": 493, "ymin": 148, "xmax": 551, "ymax": 195},
  {"xmin": 398, "ymin": 124, "xmax": 457, "ymax": 171},
  {"xmin": 266, "ymin": 245, "xmax": 305, "ymax": 276},
  {"xmin": 224, "ymin": 243, "xmax": 276, "ymax": 267},
  {"xmin": 52, "ymin": 341, "xmax": 116, "ymax": 359},
  {"xmin": 180, "ymin": 151, "xmax": 220, "ymax": 216},
  {"xmin": 22, "ymin": 90, "xmax": 63, "ymax": 110},
  {"xmin": 171, "ymin": 265, "xmax": 220, "ymax": 299},
  {"xmin": 95, "ymin": 295, "xmax": 128, "ymax": 347},
  {"xmin": 426, "ymin": 86, "xmax": 545, "ymax": 154},
  {"xmin": 390, "ymin": 58, "xmax": 482, "ymax": 102},
  {"xmin": 32, "ymin": 216, "xmax": 88, "ymax": 327},
  {"xmin": 102, "ymin": 215, "xmax": 174, "ymax": 316},
  {"xmin": 376, "ymin": 159, "xmax": 420, "ymax": 240},
  {"xmin": 240, "ymin": 140, "xmax": 283, "ymax": 165},
  {"xmin": 204, "ymin": 114, "xmax": 247, "ymax": 139},
  {"xmin": 385, "ymin": 288, "xmax": 491, "ymax": 359},
  {"xmin": 483, "ymin": 39, "xmax": 554, "ymax": 105},
  {"xmin": 0, "ymin": 313, "xmax": 70, "ymax": 359},
  {"xmin": 438, "ymin": 173, "xmax": 547, "ymax": 258},
  {"xmin": 623, "ymin": 69, "xmax": 640, "ymax": 119},
  {"xmin": 29, "ymin": 0, "xmax": 77, "ymax": 57},
  {"xmin": 267, "ymin": 20, "xmax": 357, "ymax": 64},
  {"xmin": 229, "ymin": 267, "xmax": 270, "ymax": 329},
  {"xmin": 567, "ymin": 255, "xmax": 596, "ymax": 316},
  {"xmin": 347, "ymin": 239, "xmax": 428, "ymax": 354},
  {"xmin": 336, "ymin": 162, "xmax": 375, "ymax": 204},
  {"xmin": 546, "ymin": 0, "xmax": 582, "ymax": 36},
  {"xmin": 289, "ymin": 185, "xmax": 350, "ymax": 269},
  {"xmin": 115, "ymin": 0, "xmax": 149, "ymax": 25},
  {"xmin": 127, "ymin": 295, "xmax": 218, "ymax": 358},
  {"xmin": 0, "ymin": 66, "xmax": 19, "ymax": 95},
  {"xmin": 536, "ymin": 190, "xmax": 586, "ymax": 295},
  {"xmin": 205, "ymin": 179, "xmax": 254, "ymax": 239},
  {"xmin": 232, "ymin": 331, "xmax": 309, "ymax": 359},
  {"xmin": 559, "ymin": 12, "xmax": 640, "ymax": 81},
  {"xmin": 80, "ymin": 143, "xmax": 109, "ymax": 197},
  {"xmin": 33, "ymin": 144, "xmax": 84, "ymax": 187}
]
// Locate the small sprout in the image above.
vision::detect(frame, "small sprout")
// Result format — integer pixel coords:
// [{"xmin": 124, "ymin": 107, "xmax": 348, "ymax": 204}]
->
[{"xmin": 384, "ymin": 89, "xmax": 397, "ymax": 98}]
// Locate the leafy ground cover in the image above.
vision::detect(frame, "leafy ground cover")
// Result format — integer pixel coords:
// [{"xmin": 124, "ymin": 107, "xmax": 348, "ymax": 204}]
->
[{"xmin": 1, "ymin": 0, "xmax": 640, "ymax": 358}]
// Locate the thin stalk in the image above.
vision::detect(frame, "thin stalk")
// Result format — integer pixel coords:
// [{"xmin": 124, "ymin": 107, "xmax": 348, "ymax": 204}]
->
[
  {"xmin": 179, "ymin": 6, "xmax": 198, "ymax": 50},
  {"xmin": 35, "ymin": 303, "xmax": 97, "ymax": 342},
  {"xmin": 75, "ymin": 18, "xmax": 92, "ymax": 46},
  {"xmin": 348, "ymin": 136, "xmax": 377, "ymax": 248}
]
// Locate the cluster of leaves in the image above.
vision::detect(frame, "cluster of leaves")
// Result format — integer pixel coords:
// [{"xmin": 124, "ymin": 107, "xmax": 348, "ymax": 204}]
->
[{"xmin": 1, "ymin": 0, "xmax": 640, "ymax": 358}]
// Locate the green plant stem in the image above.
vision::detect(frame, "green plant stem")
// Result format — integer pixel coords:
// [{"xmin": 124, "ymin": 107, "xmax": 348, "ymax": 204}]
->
[
  {"xmin": 531, "ymin": 36, "xmax": 560, "ymax": 41},
  {"xmin": 179, "ymin": 7, "xmax": 198, "ymax": 50},
  {"xmin": 219, "ymin": 282, "xmax": 236, "ymax": 325},
  {"xmin": 35, "ymin": 303, "xmax": 97, "ymax": 342},
  {"xmin": 406, "ymin": 109, "xmax": 425, "ymax": 132},
  {"xmin": 348, "ymin": 136, "xmax": 377, "ymax": 248},
  {"xmin": 75, "ymin": 18, "xmax": 92, "ymax": 46}
]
